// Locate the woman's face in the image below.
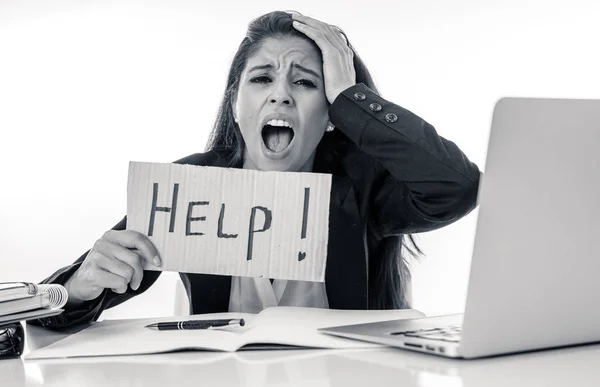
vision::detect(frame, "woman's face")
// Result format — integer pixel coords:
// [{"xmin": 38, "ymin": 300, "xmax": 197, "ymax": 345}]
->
[{"xmin": 234, "ymin": 36, "xmax": 329, "ymax": 172}]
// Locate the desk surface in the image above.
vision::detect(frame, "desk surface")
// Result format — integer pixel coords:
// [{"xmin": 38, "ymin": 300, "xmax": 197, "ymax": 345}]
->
[{"xmin": 2, "ymin": 324, "xmax": 600, "ymax": 387}]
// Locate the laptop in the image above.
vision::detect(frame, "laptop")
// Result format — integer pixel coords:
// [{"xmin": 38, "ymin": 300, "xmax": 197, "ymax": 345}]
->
[{"xmin": 320, "ymin": 97, "xmax": 600, "ymax": 359}]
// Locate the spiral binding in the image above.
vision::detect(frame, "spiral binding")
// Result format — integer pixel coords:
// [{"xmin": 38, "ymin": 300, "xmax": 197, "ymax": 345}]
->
[
  {"xmin": 22, "ymin": 282, "xmax": 38, "ymax": 295},
  {"xmin": 37, "ymin": 284, "xmax": 68, "ymax": 309}
]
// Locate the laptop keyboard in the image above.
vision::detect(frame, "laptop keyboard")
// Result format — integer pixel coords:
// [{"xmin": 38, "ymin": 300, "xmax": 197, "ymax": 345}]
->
[{"xmin": 392, "ymin": 325, "xmax": 462, "ymax": 343}]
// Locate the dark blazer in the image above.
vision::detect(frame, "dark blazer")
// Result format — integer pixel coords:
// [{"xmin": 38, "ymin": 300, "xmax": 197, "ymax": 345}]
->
[{"xmin": 30, "ymin": 84, "xmax": 481, "ymax": 330}]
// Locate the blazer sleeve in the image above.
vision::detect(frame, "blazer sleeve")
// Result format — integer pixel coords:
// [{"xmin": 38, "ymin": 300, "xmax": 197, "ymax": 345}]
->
[
  {"xmin": 27, "ymin": 216, "xmax": 162, "ymax": 331},
  {"xmin": 26, "ymin": 153, "xmax": 213, "ymax": 331},
  {"xmin": 328, "ymin": 83, "xmax": 482, "ymax": 235}
]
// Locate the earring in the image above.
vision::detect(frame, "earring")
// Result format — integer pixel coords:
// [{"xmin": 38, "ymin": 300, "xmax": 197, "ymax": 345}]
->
[{"xmin": 326, "ymin": 123, "xmax": 334, "ymax": 132}]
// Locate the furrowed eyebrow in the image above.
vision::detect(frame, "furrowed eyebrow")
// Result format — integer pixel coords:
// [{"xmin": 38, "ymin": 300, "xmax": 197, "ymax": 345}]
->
[
  {"xmin": 292, "ymin": 64, "xmax": 320, "ymax": 78},
  {"xmin": 247, "ymin": 63, "xmax": 321, "ymax": 79},
  {"xmin": 247, "ymin": 64, "xmax": 273, "ymax": 73}
]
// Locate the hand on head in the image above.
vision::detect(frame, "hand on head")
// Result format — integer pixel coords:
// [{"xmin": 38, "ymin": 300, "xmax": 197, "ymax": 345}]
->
[
  {"xmin": 289, "ymin": 12, "xmax": 356, "ymax": 105},
  {"xmin": 65, "ymin": 230, "xmax": 161, "ymax": 305}
]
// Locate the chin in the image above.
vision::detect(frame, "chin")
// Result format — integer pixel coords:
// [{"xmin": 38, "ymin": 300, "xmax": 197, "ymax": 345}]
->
[
  {"xmin": 258, "ymin": 158, "xmax": 299, "ymax": 172},
  {"xmin": 243, "ymin": 146, "xmax": 300, "ymax": 172}
]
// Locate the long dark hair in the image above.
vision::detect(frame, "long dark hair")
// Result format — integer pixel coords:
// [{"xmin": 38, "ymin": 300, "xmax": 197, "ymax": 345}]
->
[{"xmin": 205, "ymin": 11, "xmax": 423, "ymax": 309}]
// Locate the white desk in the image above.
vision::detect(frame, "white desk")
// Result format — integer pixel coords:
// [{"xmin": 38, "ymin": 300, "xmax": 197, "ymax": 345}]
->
[{"xmin": 2, "ymin": 324, "xmax": 600, "ymax": 387}]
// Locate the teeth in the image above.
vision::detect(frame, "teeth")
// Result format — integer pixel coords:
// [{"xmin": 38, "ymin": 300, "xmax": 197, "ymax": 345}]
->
[{"xmin": 266, "ymin": 119, "xmax": 291, "ymax": 128}]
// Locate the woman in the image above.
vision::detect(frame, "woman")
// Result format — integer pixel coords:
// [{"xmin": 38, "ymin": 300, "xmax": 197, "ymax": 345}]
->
[{"xmin": 31, "ymin": 11, "xmax": 481, "ymax": 330}]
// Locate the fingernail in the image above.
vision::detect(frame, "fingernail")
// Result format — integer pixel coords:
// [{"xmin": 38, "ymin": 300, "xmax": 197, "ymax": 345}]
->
[
  {"xmin": 132, "ymin": 282, "xmax": 139, "ymax": 291},
  {"xmin": 153, "ymin": 255, "xmax": 161, "ymax": 266}
]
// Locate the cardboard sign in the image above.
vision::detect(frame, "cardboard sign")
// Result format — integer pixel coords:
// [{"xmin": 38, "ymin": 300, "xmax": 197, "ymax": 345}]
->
[{"xmin": 126, "ymin": 162, "xmax": 332, "ymax": 282}]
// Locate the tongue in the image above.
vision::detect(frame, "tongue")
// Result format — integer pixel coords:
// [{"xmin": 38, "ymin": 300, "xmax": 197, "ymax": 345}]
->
[{"xmin": 265, "ymin": 128, "xmax": 293, "ymax": 152}]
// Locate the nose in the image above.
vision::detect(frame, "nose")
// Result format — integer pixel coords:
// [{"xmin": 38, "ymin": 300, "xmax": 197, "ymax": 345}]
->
[{"xmin": 268, "ymin": 80, "xmax": 293, "ymax": 106}]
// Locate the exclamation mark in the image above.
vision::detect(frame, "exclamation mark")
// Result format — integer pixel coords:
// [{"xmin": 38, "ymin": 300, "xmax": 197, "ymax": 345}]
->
[{"xmin": 298, "ymin": 187, "xmax": 310, "ymax": 261}]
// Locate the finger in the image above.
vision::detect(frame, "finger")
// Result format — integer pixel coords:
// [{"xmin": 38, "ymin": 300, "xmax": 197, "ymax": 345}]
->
[
  {"xmin": 326, "ymin": 26, "xmax": 354, "ymax": 62},
  {"xmin": 292, "ymin": 18, "xmax": 337, "ymax": 48},
  {"xmin": 291, "ymin": 14, "xmax": 344, "ymax": 45},
  {"xmin": 112, "ymin": 246, "xmax": 144, "ymax": 291},
  {"xmin": 96, "ymin": 268, "xmax": 130, "ymax": 294},
  {"xmin": 289, "ymin": 13, "xmax": 326, "ymax": 30},
  {"xmin": 293, "ymin": 22, "xmax": 353, "ymax": 79},
  {"xmin": 94, "ymin": 239, "xmax": 145, "ymax": 290},
  {"xmin": 329, "ymin": 25, "xmax": 351, "ymax": 49},
  {"xmin": 293, "ymin": 22, "xmax": 351, "ymax": 61},
  {"xmin": 103, "ymin": 230, "xmax": 161, "ymax": 267},
  {"xmin": 94, "ymin": 251, "xmax": 135, "ymax": 286},
  {"xmin": 284, "ymin": 10, "xmax": 302, "ymax": 17},
  {"xmin": 292, "ymin": 21, "xmax": 340, "ymax": 55}
]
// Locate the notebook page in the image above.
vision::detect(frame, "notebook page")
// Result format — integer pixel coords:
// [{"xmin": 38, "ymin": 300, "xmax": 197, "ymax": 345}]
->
[
  {"xmin": 238, "ymin": 307, "xmax": 425, "ymax": 349},
  {"xmin": 26, "ymin": 313, "xmax": 255, "ymax": 360},
  {"xmin": 0, "ymin": 293, "xmax": 51, "ymax": 316}
]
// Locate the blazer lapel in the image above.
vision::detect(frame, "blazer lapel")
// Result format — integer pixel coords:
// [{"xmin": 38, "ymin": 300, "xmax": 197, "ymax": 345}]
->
[
  {"xmin": 324, "ymin": 175, "xmax": 368, "ymax": 309},
  {"xmin": 180, "ymin": 272, "xmax": 231, "ymax": 314}
]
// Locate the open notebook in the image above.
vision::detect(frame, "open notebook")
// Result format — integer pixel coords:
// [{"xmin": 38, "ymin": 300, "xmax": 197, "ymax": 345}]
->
[
  {"xmin": 26, "ymin": 307, "xmax": 425, "ymax": 359},
  {"xmin": 0, "ymin": 282, "xmax": 67, "ymax": 327}
]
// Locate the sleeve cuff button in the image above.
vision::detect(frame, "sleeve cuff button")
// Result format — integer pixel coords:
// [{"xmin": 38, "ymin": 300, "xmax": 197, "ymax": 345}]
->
[
  {"xmin": 369, "ymin": 103, "xmax": 382, "ymax": 112},
  {"xmin": 353, "ymin": 92, "xmax": 366, "ymax": 101},
  {"xmin": 385, "ymin": 113, "xmax": 398, "ymax": 123}
]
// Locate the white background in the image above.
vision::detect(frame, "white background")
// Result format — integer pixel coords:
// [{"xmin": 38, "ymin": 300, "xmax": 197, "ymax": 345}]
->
[{"xmin": 1, "ymin": 0, "xmax": 598, "ymax": 319}]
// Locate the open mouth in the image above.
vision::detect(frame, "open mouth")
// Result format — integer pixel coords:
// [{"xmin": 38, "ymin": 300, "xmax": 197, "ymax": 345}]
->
[{"xmin": 261, "ymin": 119, "xmax": 295, "ymax": 153}]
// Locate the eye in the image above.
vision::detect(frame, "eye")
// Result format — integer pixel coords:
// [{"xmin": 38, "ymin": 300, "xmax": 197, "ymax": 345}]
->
[
  {"xmin": 250, "ymin": 75, "xmax": 272, "ymax": 84},
  {"xmin": 294, "ymin": 79, "xmax": 317, "ymax": 88}
]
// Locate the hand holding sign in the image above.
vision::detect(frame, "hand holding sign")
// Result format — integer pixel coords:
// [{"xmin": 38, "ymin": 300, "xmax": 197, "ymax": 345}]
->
[{"xmin": 64, "ymin": 230, "xmax": 161, "ymax": 306}]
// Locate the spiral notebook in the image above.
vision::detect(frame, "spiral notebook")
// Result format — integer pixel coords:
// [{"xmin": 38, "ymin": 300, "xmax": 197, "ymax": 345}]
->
[{"xmin": 0, "ymin": 282, "xmax": 68, "ymax": 327}]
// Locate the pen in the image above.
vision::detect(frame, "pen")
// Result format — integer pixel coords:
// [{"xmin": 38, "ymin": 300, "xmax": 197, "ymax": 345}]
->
[{"xmin": 145, "ymin": 318, "xmax": 245, "ymax": 331}]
